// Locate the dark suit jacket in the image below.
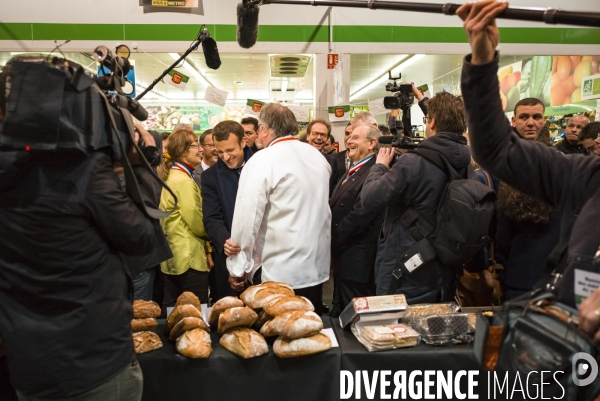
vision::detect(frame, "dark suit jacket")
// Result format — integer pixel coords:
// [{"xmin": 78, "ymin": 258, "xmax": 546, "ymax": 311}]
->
[
  {"xmin": 334, "ymin": 150, "xmax": 348, "ymax": 181},
  {"xmin": 193, "ymin": 163, "xmax": 205, "ymax": 187},
  {"xmin": 329, "ymin": 157, "xmax": 384, "ymax": 283},
  {"xmin": 322, "ymin": 152, "xmax": 340, "ymax": 196}
]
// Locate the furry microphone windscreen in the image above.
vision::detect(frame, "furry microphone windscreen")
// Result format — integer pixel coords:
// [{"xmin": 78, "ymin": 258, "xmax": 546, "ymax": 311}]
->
[
  {"xmin": 201, "ymin": 37, "xmax": 221, "ymax": 70},
  {"xmin": 237, "ymin": 0, "xmax": 260, "ymax": 49}
]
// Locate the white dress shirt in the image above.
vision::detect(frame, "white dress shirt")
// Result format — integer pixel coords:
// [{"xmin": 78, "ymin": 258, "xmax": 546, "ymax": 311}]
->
[{"xmin": 226, "ymin": 138, "xmax": 331, "ymax": 289}]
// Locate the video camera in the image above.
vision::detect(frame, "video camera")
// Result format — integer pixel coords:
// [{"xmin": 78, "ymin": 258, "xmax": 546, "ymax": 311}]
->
[
  {"xmin": 0, "ymin": 45, "xmax": 160, "ymax": 165},
  {"xmin": 381, "ymin": 72, "xmax": 419, "ymax": 150}
]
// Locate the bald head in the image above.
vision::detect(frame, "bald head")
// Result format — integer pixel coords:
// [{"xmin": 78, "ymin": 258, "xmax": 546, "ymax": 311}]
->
[
  {"xmin": 565, "ymin": 114, "xmax": 590, "ymax": 145},
  {"xmin": 351, "ymin": 112, "xmax": 377, "ymax": 130}
]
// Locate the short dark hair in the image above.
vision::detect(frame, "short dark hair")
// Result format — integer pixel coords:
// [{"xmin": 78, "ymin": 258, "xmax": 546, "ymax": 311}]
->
[
  {"xmin": 306, "ymin": 118, "xmax": 331, "ymax": 136},
  {"xmin": 580, "ymin": 121, "xmax": 600, "ymax": 141},
  {"xmin": 213, "ymin": 120, "xmax": 245, "ymax": 143},
  {"xmin": 161, "ymin": 132, "xmax": 171, "ymax": 141},
  {"xmin": 327, "ymin": 134, "xmax": 335, "ymax": 144},
  {"xmin": 378, "ymin": 125, "xmax": 391, "ymax": 136},
  {"xmin": 425, "ymin": 91, "xmax": 466, "ymax": 135},
  {"xmin": 241, "ymin": 116, "xmax": 259, "ymax": 131},
  {"xmin": 199, "ymin": 129, "xmax": 214, "ymax": 145},
  {"xmin": 514, "ymin": 98, "xmax": 545, "ymax": 115}
]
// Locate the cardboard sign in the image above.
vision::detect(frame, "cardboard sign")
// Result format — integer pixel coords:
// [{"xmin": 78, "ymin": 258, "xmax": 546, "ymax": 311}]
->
[{"xmin": 204, "ymin": 86, "xmax": 229, "ymax": 107}]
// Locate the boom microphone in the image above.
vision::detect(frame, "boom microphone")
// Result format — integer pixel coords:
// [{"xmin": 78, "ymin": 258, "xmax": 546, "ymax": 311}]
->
[
  {"xmin": 201, "ymin": 36, "xmax": 222, "ymax": 70},
  {"xmin": 237, "ymin": 0, "xmax": 260, "ymax": 49}
]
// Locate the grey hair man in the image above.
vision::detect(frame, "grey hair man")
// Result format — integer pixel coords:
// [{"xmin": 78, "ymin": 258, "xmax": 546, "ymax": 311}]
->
[
  {"xmin": 225, "ymin": 103, "xmax": 332, "ymax": 315},
  {"xmin": 351, "ymin": 112, "xmax": 378, "ymax": 130}
]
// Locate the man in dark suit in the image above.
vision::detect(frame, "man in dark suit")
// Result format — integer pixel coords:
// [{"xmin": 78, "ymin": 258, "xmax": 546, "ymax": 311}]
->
[
  {"xmin": 330, "ymin": 125, "xmax": 385, "ymax": 310},
  {"xmin": 201, "ymin": 121, "xmax": 254, "ymax": 302},
  {"xmin": 334, "ymin": 122, "xmax": 353, "ymax": 180},
  {"xmin": 307, "ymin": 118, "xmax": 339, "ymax": 195}
]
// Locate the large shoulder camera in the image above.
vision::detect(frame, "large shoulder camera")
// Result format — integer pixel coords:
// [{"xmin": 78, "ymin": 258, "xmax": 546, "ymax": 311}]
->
[
  {"xmin": 382, "ymin": 72, "xmax": 419, "ymax": 150},
  {"xmin": 0, "ymin": 45, "xmax": 160, "ymax": 165}
]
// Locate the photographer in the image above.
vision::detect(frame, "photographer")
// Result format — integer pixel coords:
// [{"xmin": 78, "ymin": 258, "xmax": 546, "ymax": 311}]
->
[
  {"xmin": 0, "ymin": 58, "xmax": 159, "ymax": 400},
  {"xmin": 359, "ymin": 91, "xmax": 471, "ymax": 304}
]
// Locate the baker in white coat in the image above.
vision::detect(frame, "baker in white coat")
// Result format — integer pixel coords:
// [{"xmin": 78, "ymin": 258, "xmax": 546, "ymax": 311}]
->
[{"xmin": 225, "ymin": 103, "xmax": 331, "ymax": 313}]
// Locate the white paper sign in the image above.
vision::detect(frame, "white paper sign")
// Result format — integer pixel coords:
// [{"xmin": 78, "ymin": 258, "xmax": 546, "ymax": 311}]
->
[
  {"xmin": 368, "ymin": 98, "xmax": 388, "ymax": 116},
  {"xmin": 204, "ymin": 86, "xmax": 229, "ymax": 107},
  {"xmin": 574, "ymin": 269, "xmax": 600, "ymax": 306},
  {"xmin": 404, "ymin": 253, "xmax": 424, "ymax": 273},
  {"xmin": 288, "ymin": 106, "xmax": 310, "ymax": 122},
  {"xmin": 321, "ymin": 328, "xmax": 339, "ymax": 347},
  {"xmin": 333, "ymin": 59, "xmax": 345, "ymax": 106}
]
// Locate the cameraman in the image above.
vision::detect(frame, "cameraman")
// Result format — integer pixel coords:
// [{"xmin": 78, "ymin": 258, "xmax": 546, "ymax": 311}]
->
[
  {"xmin": 0, "ymin": 61, "xmax": 158, "ymax": 399},
  {"xmin": 359, "ymin": 91, "xmax": 470, "ymax": 303}
]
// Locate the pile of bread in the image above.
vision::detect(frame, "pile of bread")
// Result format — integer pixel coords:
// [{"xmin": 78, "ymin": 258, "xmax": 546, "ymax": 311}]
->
[
  {"xmin": 208, "ymin": 282, "xmax": 332, "ymax": 358},
  {"xmin": 132, "ymin": 300, "xmax": 163, "ymax": 354},
  {"xmin": 165, "ymin": 292, "xmax": 212, "ymax": 358}
]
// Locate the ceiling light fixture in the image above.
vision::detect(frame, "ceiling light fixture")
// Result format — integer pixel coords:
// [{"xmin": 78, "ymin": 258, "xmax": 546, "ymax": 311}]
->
[
  {"xmin": 168, "ymin": 53, "xmax": 212, "ymax": 87},
  {"xmin": 349, "ymin": 54, "xmax": 426, "ymax": 102}
]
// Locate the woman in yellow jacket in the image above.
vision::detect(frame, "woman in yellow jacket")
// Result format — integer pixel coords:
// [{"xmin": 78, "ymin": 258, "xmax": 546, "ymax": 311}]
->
[{"xmin": 159, "ymin": 127, "xmax": 210, "ymax": 306}]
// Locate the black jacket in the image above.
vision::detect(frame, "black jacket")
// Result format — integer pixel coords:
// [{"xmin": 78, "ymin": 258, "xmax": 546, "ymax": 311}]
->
[
  {"xmin": 201, "ymin": 146, "xmax": 253, "ymax": 300},
  {"xmin": 334, "ymin": 150, "xmax": 349, "ymax": 181},
  {"xmin": 322, "ymin": 152, "xmax": 340, "ymax": 195},
  {"xmin": 462, "ymin": 53, "xmax": 600, "ymax": 307},
  {"xmin": 0, "ymin": 150, "xmax": 157, "ymax": 398},
  {"xmin": 360, "ymin": 132, "xmax": 471, "ymax": 303},
  {"xmin": 330, "ymin": 157, "xmax": 384, "ymax": 283},
  {"xmin": 555, "ymin": 139, "xmax": 587, "ymax": 155}
]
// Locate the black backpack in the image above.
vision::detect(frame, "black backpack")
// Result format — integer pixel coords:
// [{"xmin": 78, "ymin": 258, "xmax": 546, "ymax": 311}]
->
[{"xmin": 400, "ymin": 149, "xmax": 496, "ymax": 270}]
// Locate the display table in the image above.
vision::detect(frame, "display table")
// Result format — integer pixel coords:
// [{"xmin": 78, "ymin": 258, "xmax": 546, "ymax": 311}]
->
[{"xmin": 137, "ymin": 318, "xmax": 341, "ymax": 401}]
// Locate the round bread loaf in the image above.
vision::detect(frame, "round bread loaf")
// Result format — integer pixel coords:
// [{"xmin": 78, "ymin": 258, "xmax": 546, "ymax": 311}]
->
[
  {"xmin": 253, "ymin": 309, "xmax": 273, "ymax": 331},
  {"xmin": 220, "ymin": 327, "xmax": 268, "ymax": 359},
  {"xmin": 131, "ymin": 317, "xmax": 158, "ymax": 333},
  {"xmin": 176, "ymin": 328, "xmax": 211, "ymax": 359},
  {"xmin": 208, "ymin": 296, "xmax": 244, "ymax": 326},
  {"xmin": 169, "ymin": 317, "xmax": 210, "ymax": 341},
  {"xmin": 240, "ymin": 284, "xmax": 294, "ymax": 310},
  {"xmin": 263, "ymin": 295, "xmax": 314, "ymax": 316},
  {"xmin": 166, "ymin": 304, "xmax": 203, "ymax": 336},
  {"xmin": 267, "ymin": 310, "xmax": 323, "ymax": 339},
  {"xmin": 273, "ymin": 333, "xmax": 332, "ymax": 358},
  {"xmin": 218, "ymin": 307, "xmax": 258, "ymax": 335},
  {"xmin": 133, "ymin": 331, "xmax": 163, "ymax": 354},
  {"xmin": 133, "ymin": 300, "xmax": 161, "ymax": 319},
  {"xmin": 259, "ymin": 319, "xmax": 277, "ymax": 337},
  {"xmin": 174, "ymin": 292, "xmax": 202, "ymax": 312}
]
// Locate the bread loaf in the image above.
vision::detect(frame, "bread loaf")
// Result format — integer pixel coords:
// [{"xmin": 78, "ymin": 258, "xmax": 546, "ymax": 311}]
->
[
  {"xmin": 241, "ymin": 284, "xmax": 295, "ymax": 310},
  {"xmin": 176, "ymin": 328, "xmax": 211, "ymax": 359},
  {"xmin": 169, "ymin": 317, "xmax": 210, "ymax": 341},
  {"xmin": 253, "ymin": 310, "xmax": 273, "ymax": 331},
  {"xmin": 174, "ymin": 292, "xmax": 202, "ymax": 312},
  {"xmin": 133, "ymin": 300, "xmax": 161, "ymax": 319},
  {"xmin": 273, "ymin": 333, "xmax": 332, "ymax": 358},
  {"xmin": 220, "ymin": 327, "xmax": 269, "ymax": 359},
  {"xmin": 259, "ymin": 319, "xmax": 277, "ymax": 337},
  {"xmin": 166, "ymin": 304, "xmax": 203, "ymax": 335},
  {"xmin": 218, "ymin": 307, "xmax": 258, "ymax": 335},
  {"xmin": 263, "ymin": 295, "xmax": 314, "ymax": 316},
  {"xmin": 131, "ymin": 318, "xmax": 158, "ymax": 333},
  {"xmin": 261, "ymin": 281, "xmax": 293, "ymax": 291},
  {"xmin": 133, "ymin": 331, "xmax": 163, "ymax": 354},
  {"xmin": 208, "ymin": 296, "xmax": 244, "ymax": 326},
  {"xmin": 268, "ymin": 310, "xmax": 323, "ymax": 339}
]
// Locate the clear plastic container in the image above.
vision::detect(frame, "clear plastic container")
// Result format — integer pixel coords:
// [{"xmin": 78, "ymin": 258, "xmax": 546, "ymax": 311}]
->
[
  {"xmin": 351, "ymin": 323, "xmax": 421, "ymax": 352},
  {"xmin": 411, "ymin": 313, "xmax": 475, "ymax": 346}
]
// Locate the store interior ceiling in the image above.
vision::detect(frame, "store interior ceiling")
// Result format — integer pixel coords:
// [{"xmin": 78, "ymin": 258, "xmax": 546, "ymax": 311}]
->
[{"xmin": 0, "ymin": 51, "xmax": 530, "ymax": 106}]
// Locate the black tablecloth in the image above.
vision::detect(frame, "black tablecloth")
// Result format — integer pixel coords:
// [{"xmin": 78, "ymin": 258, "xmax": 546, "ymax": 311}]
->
[{"xmin": 138, "ymin": 318, "xmax": 341, "ymax": 401}]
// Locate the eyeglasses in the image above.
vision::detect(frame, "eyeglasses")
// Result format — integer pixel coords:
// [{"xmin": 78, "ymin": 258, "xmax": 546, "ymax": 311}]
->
[
  {"xmin": 311, "ymin": 132, "xmax": 328, "ymax": 138},
  {"xmin": 423, "ymin": 116, "xmax": 431, "ymax": 124},
  {"xmin": 189, "ymin": 142, "xmax": 200, "ymax": 149},
  {"xmin": 202, "ymin": 142, "xmax": 215, "ymax": 149}
]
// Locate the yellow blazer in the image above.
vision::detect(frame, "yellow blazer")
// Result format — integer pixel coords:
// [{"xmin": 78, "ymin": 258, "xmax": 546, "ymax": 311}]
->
[{"xmin": 160, "ymin": 169, "xmax": 208, "ymax": 275}]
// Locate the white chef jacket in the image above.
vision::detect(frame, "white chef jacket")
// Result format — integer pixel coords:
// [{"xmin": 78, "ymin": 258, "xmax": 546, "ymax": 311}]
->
[{"xmin": 226, "ymin": 137, "xmax": 331, "ymax": 289}]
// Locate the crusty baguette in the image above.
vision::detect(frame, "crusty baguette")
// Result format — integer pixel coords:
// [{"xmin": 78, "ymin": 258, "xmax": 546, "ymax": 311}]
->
[
  {"xmin": 133, "ymin": 300, "xmax": 161, "ymax": 319},
  {"xmin": 131, "ymin": 318, "xmax": 158, "ymax": 333},
  {"xmin": 208, "ymin": 296, "xmax": 244, "ymax": 326},
  {"xmin": 263, "ymin": 295, "xmax": 314, "ymax": 316},
  {"xmin": 220, "ymin": 327, "xmax": 268, "ymax": 359},
  {"xmin": 176, "ymin": 328, "xmax": 211, "ymax": 359},
  {"xmin": 267, "ymin": 310, "xmax": 323, "ymax": 339},
  {"xmin": 218, "ymin": 307, "xmax": 258, "ymax": 335},
  {"xmin": 273, "ymin": 333, "xmax": 332, "ymax": 358},
  {"xmin": 166, "ymin": 304, "xmax": 203, "ymax": 336},
  {"xmin": 169, "ymin": 317, "xmax": 210, "ymax": 341},
  {"xmin": 133, "ymin": 331, "xmax": 163, "ymax": 354},
  {"xmin": 174, "ymin": 292, "xmax": 202, "ymax": 312}
]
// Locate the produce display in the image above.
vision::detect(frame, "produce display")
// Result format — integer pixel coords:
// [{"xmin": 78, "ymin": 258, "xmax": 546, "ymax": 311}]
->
[
  {"xmin": 141, "ymin": 105, "xmax": 246, "ymax": 132},
  {"xmin": 550, "ymin": 56, "xmax": 600, "ymax": 105}
]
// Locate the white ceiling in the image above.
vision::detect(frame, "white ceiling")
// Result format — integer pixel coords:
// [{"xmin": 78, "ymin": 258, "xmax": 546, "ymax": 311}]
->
[{"xmin": 0, "ymin": 51, "xmax": 532, "ymax": 106}]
